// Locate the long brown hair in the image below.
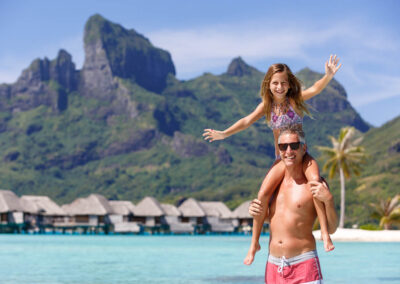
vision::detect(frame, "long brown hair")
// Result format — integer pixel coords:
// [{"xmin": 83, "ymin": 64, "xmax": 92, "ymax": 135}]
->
[{"xmin": 260, "ymin": 63, "xmax": 310, "ymax": 124}]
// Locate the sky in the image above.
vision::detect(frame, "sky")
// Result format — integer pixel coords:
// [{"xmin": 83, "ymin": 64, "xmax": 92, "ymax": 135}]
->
[{"xmin": 1, "ymin": 0, "xmax": 399, "ymax": 127}]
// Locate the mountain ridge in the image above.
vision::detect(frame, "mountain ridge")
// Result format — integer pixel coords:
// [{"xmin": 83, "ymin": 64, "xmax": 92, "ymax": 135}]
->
[{"xmin": 0, "ymin": 14, "xmax": 396, "ymax": 227}]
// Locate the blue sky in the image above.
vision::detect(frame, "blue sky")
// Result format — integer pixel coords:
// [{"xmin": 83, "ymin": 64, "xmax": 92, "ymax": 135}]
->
[{"xmin": 1, "ymin": 0, "xmax": 399, "ymax": 127}]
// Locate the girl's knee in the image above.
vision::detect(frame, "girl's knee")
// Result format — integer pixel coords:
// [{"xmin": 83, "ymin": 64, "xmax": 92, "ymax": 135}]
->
[{"xmin": 303, "ymin": 156, "xmax": 320, "ymax": 181}]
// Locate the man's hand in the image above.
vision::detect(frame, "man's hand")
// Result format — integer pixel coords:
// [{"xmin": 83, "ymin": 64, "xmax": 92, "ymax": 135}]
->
[
  {"xmin": 309, "ymin": 180, "xmax": 332, "ymax": 203},
  {"xmin": 249, "ymin": 199, "xmax": 263, "ymax": 217}
]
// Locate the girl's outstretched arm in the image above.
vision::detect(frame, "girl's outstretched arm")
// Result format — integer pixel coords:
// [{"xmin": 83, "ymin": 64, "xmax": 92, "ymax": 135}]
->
[
  {"xmin": 301, "ymin": 55, "xmax": 342, "ymax": 101},
  {"xmin": 203, "ymin": 102, "xmax": 264, "ymax": 142}
]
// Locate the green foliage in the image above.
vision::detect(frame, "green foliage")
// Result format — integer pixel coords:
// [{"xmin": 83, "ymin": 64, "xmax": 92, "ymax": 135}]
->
[
  {"xmin": 315, "ymin": 117, "xmax": 400, "ymax": 227},
  {"xmin": 0, "ymin": 58, "xmax": 397, "ymax": 232},
  {"xmin": 359, "ymin": 224, "xmax": 382, "ymax": 231}
]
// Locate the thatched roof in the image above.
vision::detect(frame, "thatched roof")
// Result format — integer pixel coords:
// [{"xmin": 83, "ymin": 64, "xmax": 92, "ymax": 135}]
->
[
  {"xmin": 20, "ymin": 195, "xmax": 66, "ymax": 216},
  {"xmin": 231, "ymin": 200, "xmax": 252, "ymax": 218},
  {"xmin": 19, "ymin": 198, "xmax": 37, "ymax": 214},
  {"xmin": 109, "ymin": 201, "xmax": 136, "ymax": 215},
  {"xmin": 134, "ymin": 197, "xmax": 165, "ymax": 217},
  {"xmin": 200, "ymin": 201, "xmax": 233, "ymax": 218},
  {"xmin": 178, "ymin": 198, "xmax": 205, "ymax": 217},
  {"xmin": 161, "ymin": 203, "xmax": 181, "ymax": 216},
  {"xmin": 62, "ymin": 194, "xmax": 114, "ymax": 216},
  {"xmin": 0, "ymin": 190, "xmax": 24, "ymax": 213}
]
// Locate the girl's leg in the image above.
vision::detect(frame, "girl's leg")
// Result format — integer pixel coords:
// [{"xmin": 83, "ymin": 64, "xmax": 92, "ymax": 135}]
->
[
  {"xmin": 303, "ymin": 154, "xmax": 334, "ymax": 252},
  {"xmin": 244, "ymin": 160, "xmax": 285, "ymax": 265}
]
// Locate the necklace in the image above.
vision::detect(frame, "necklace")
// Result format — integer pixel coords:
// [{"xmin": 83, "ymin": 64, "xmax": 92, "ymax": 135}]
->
[{"xmin": 272, "ymin": 99, "xmax": 289, "ymax": 116}]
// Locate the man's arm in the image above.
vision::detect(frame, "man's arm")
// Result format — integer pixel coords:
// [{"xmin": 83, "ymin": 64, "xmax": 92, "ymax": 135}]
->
[{"xmin": 309, "ymin": 180, "xmax": 338, "ymax": 234}]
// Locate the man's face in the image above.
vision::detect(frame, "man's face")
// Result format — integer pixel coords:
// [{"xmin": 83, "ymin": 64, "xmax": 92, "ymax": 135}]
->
[{"xmin": 278, "ymin": 133, "xmax": 306, "ymax": 166}]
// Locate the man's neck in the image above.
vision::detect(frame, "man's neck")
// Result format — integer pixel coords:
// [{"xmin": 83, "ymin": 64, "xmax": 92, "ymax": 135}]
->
[{"xmin": 284, "ymin": 163, "xmax": 306, "ymax": 183}]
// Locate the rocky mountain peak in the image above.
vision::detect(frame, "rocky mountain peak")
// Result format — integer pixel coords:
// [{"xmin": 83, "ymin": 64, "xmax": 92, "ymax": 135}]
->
[
  {"xmin": 226, "ymin": 57, "xmax": 258, "ymax": 77},
  {"xmin": 296, "ymin": 67, "xmax": 347, "ymax": 99},
  {"xmin": 0, "ymin": 49, "xmax": 77, "ymax": 112},
  {"xmin": 295, "ymin": 68, "xmax": 370, "ymax": 132},
  {"xmin": 82, "ymin": 14, "xmax": 176, "ymax": 94},
  {"xmin": 16, "ymin": 49, "xmax": 77, "ymax": 91}
]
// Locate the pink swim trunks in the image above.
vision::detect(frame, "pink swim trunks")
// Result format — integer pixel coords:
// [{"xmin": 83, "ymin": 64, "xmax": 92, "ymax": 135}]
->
[{"xmin": 265, "ymin": 250, "xmax": 323, "ymax": 284}]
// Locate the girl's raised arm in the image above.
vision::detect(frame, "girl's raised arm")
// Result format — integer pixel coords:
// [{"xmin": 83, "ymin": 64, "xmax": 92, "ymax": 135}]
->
[
  {"xmin": 203, "ymin": 102, "xmax": 265, "ymax": 142},
  {"xmin": 301, "ymin": 55, "xmax": 342, "ymax": 101}
]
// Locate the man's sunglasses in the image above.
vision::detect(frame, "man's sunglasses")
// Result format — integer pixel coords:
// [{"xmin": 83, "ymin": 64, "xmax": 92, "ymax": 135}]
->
[{"xmin": 278, "ymin": 142, "xmax": 302, "ymax": 151}]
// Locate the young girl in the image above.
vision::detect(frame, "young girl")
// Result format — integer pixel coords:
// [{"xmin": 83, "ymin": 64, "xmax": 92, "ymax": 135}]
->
[{"xmin": 203, "ymin": 55, "xmax": 341, "ymax": 264}]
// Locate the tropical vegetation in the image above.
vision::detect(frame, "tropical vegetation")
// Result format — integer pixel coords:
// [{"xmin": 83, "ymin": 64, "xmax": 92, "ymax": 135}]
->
[
  {"xmin": 0, "ymin": 14, "xmax": 398, "ymax": 229},
  {"xmin": 316, "ymin": 126, "xmax": 367, "ymax": 228},
  {"xmin": 370, "ymin": 195, "xmax": 400, "ymax": 230}
]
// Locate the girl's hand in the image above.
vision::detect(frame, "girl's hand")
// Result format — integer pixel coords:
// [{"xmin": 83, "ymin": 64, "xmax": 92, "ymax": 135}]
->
[
  {"xmin": 309, "ymin": 180, "xmax": 333, "ymax": 203},
  {"xmin": 203, "ymin": 129, "xmax": 226, "ymax": 142},
  {"xmin": 325, "ymin": 54, "xmax": 342, "ymax": 78},
  {"xmin": 249, "ymin": 199, "xmax": 263, "ymax": 217}
]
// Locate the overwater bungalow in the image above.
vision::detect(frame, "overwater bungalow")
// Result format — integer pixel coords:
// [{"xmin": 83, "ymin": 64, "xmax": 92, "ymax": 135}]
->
[
  {"xmin": 61, "ymin": 194, "xmax": 114, "ymax": 233},
  {"xmin": 200, "ymin": 201, "xmax": 235, "ymax": 233},
  {"xmin": 109, "ymin": 200, "xmax": 136, "ymax": 222},
  {"xmin": 133, "ymin": 197, "xmax": 165, "ymax": 233},
  {"xmin": 0, "ymin": 190, "xmax": 25, "ymax": 232},
  {"xmin": 231, "ymin": 200, "xmax": 269, "ymax": 233},
  {"xmin": 161, "ymin": 203, "xmax": 194, "ymax": 234},
  {"xmin": 178, "ymin": 198, "xmax": 207, "ymax": 233},
  {"xmin": 20, "ymin": 195, "xmax": 67, "ymax": 233},
  {"xmin": 108, "ymin": 200, "xmax": 141, "ymax": 233}
]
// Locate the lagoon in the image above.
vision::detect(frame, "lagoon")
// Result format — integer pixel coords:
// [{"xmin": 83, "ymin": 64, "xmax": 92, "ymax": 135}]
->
[{"xmin": 0, "ymin": 234, "xmax": 399, "ymax": 283}]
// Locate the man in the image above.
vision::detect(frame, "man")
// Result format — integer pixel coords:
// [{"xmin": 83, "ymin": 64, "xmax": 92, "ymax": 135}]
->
[{"xmin": 248, "ymin": 126, "xmax": 338, "ymax": 284}]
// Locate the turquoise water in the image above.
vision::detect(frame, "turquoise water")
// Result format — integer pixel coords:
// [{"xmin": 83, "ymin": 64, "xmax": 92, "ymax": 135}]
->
[{"xmin": 0, "ymin": 234, "xmax": 399, "ymax": 283}]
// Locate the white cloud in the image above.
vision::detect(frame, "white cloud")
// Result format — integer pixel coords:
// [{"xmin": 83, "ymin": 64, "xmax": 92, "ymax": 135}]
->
[
  {"xmin": 148, "ymin": 19, "xmax": 400, "ymax": 117},
  {"xmin": 349, "ymin": 72, "xmax": 400, "ymax": 106},
  {"xmin": 148, "ymin": 19, "xmax": 399, "ymax": 80},
  {"xmin": 148, "ymin": 24, "xmax": 309, "ymax": 77}
]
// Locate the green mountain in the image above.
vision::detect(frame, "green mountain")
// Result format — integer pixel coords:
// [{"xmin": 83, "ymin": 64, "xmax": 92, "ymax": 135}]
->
[
  {"xmin": 1, "ymin": 14, "xmax": 396, "ymax": 227},
  {"xmin": 333, "ymin": 115, "xmax": 400, "ymax": 227}
]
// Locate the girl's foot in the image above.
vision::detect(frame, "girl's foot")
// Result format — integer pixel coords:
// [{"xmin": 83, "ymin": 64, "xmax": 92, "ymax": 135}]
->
[
  {"xmin": 243, "ymin": 242, "xmax": 261, "ymax": 265},
  {"xmin": 322, "ymin": 234, "xmax": 335, "ymax": 252}
]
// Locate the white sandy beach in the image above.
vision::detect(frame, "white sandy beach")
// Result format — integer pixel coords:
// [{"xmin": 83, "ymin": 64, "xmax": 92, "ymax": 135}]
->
[{"xmin": 313, "ymin": 228, "xmax": 400, "ymax": 242}]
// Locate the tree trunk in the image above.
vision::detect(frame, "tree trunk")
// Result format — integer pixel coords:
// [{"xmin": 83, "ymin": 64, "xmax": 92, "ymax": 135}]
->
[{"xmin": 339, "ymin": 165, "xmax": 346, "ymax": 228}]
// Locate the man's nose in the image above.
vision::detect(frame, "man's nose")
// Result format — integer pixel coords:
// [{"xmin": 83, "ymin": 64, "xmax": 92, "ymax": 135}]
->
[{"xmin": 286, "ymin": 145, "xmax": 294, "ymax": 151}]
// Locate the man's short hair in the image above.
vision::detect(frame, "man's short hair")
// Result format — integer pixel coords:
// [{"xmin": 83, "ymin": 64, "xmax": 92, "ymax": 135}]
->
[{"xmin": 278, "ymin": 125, "xmax": 306, "ymax": 144}]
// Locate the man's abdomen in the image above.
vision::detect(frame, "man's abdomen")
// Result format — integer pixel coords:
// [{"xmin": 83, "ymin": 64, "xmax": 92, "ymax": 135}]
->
[{"xmin": 269, "ymin": 217, "xmax": 316, "ymax": 258}]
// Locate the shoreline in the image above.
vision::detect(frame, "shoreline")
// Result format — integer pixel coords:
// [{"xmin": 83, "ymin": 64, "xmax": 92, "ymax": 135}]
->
[{"xmin": 313, "ymin": 228, "xmax": 400, "ymax": 242}]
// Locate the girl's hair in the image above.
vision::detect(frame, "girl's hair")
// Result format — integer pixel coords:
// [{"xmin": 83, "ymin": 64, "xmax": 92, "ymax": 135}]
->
[{"xmin": 260, "ymin": 63, "xmax": 310, "ymax": 124}]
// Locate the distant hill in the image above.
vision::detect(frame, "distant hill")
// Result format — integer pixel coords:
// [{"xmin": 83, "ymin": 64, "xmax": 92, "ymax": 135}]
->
[
  {"xmin": 312, "ymin": 115, "xmax": 399, "ymax": 227},
  {"xmin": 341, "ymin": 115, "xmax": 400, "ymax": 226},
  {"xmin": 1, "ymin": 14, "xmax": 394, "ymax": 227}
]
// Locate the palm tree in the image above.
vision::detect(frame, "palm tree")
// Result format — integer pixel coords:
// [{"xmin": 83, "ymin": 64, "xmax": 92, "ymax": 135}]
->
[
  {"xmin": 370, "ymin": 195, "xmax": 400, "ymax": 230},
  {"xmin": 316, "ymin": 126, "xmax": 366, "ymax": 228}
]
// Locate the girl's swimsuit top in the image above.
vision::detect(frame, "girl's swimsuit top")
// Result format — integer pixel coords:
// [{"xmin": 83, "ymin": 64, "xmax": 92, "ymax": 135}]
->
[{"xmin": 269, "ymin": 102, "xmax": 303, "ymax": 130}]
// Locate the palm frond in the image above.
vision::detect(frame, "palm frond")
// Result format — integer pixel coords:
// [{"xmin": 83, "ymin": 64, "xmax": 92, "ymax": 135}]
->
[
  {"xmin": 352, "ymin": 136, "xmax": 364, "ymax": 146},
  {"xmin": 328, "ymin": 163, "xmax": 338, "ymax": 179},
  {"xmin": 388, "ymin": 195, "xmax": 400, "ymax": 213},
  {"xmin": 379, "ymin": 216, "xmax": 389, "ymax": 228},
  {"xmin": 370, "ymin": 211, "xmax": 382, "ymax": 221}
]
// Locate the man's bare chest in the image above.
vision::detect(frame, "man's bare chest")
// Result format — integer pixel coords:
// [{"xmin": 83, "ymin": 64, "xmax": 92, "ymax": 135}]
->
[{"xmin": 274, "ymin": 184, "xmax": 315, "ymax": 213}]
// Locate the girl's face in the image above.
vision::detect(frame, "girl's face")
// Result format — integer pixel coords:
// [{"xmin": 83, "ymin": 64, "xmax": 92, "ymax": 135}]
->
[{"xmin": 269, "ymin": 72, "xmax": 290, "ymax": 101}]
